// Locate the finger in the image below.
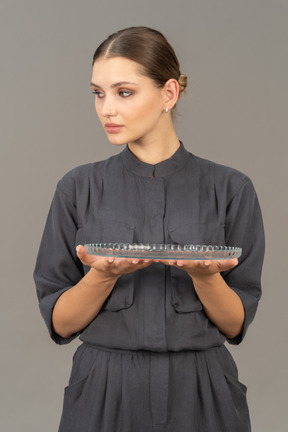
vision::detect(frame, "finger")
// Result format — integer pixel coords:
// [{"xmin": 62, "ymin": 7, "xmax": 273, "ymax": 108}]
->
[
  {"xmin": 76, "ymin": 245, "xmax": 92, "ymax": 263},
  {"xmin": 135, "ymin": 259, "xmax": 152, "ymax": 265},
  {"xmin": 105, "ymin": 257, "xmax": 152, "ymax": 272},
  {"xmin": 175, "ymin": 261, "xmax": 183, "ymax": 267},
  {"xmin": 154, "ymin": 259, "xmax": 177, "ymax": 265},
  {"xmin": 217, "ymin": 258, "xmax": 238, "ymax": 272},
  {"xmin": 174, "ymin": 260, "xmax": 202, "ymax": 268},
  {"xmin": 129, "ymin": 258, "xmax": 153, "ymax": 267},
  {"xmin": 179, "ymin": 260, "xmax": 211, "ymax": 271},
  {"xmin": 107, "ymin": 257, "xmax": 115, "ymax": 264},
  {"xmin": 76, "ymin": 244, "xmax": 85, "ymax": 257},
  {"xmin": 202, "ymin": 260, "xmax": 211, "ymax": 270}
]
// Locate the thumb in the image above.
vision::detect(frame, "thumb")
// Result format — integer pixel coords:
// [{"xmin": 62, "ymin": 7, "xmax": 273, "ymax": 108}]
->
[
  {"xmin": 76, "ymin": 244, "xmax": 85, "ymax": 258},
  {"xmin": 217, "ymin": 258, "xmax": 238, "ymax": 272}
]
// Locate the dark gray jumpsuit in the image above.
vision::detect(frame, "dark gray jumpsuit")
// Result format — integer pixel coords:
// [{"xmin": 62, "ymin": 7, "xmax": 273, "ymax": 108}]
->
[{"xmin": 34, "ymin": 143, "xmax": 265, "ymax": 431}]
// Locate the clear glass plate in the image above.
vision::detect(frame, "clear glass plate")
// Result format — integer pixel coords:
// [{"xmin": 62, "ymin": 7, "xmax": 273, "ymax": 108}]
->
[{"xmin": 84, "ymin": 243, "xmax": 242, "ymax": 260}]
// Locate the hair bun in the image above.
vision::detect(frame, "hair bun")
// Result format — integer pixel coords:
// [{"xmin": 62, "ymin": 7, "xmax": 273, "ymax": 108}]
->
[{"xmin": 178, "ymin": 74, "xmax": 187, "ymax": 96}]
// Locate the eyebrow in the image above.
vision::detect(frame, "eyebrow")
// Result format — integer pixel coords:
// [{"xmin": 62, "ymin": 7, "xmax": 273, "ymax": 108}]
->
[{"xmin": 90, "ymin": 81, "xmax": 138, "ymax": 89}]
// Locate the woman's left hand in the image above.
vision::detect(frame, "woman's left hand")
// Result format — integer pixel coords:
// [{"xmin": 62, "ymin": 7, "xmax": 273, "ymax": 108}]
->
[
  {"xmin": 154, "ymin": 258, "xmax": 238, "ymax": 278},
  {"xmin": 155, "ymin": 258, "xmax": 242, "ymax": 339}
]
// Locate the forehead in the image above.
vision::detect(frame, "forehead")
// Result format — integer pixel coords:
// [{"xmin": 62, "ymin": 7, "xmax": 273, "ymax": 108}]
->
[{"xmin": 91, "ymin": 56, "xmax": 146, "ymax": 85}]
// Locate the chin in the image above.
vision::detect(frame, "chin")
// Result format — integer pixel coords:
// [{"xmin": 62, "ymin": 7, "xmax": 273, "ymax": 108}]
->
[
  {"xmin": 107, "ymin": 137, "xmax": 127, "ymax": 146},
  {"xmin": 106, "ymin": 133, "xmax": 131, "ymax": 146}
]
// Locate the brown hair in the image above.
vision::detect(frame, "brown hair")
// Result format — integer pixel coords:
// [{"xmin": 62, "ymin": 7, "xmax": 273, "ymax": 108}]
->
[{"xmin": 92, "ymin": 26, "xmax": 187, "ymax": 98}]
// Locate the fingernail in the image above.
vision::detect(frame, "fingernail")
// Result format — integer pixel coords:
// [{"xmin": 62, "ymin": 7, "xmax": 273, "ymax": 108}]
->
[{"xmin": 108, "ymin": 258, "xmax": 114, "ymax": 263}]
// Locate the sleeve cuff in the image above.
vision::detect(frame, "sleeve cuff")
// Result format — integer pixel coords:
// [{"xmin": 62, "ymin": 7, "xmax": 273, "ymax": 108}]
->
[
  {"xmin": 39, "ymin": 287, "xmax": 81, "ymax": 345},
  {"xmin": 226, "ymin": 286, "xmax": 260, "ymax": 345}
]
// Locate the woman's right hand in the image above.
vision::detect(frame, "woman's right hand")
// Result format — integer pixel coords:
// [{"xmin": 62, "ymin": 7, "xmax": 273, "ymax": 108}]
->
[
  {"xmin": 76, "ymin": 245, "xmax": 153, "ymax": 278},
  {"xmin": 53, "ymin": 247, "xmax": 152, "ymax": 339}
]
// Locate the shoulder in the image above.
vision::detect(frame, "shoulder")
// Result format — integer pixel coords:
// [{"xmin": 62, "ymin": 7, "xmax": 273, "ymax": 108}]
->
[
  {"xmin": 56, "ymin": 153, "xmax": 121, "ymax": 204},
  {"xmin": 190, "ymin": 153, "xmax": 253, "ymax": 202}
]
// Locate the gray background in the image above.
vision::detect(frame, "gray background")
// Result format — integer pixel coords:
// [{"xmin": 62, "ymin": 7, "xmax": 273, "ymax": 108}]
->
[{"xmin": 1, "ymin": 0, "xmax": 287, "ymax": 431}]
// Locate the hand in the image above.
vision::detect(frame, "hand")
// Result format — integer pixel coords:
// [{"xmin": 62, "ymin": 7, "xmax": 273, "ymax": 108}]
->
[
  {"xmin": 154, "ymin": 258, "xmax": 238, "ymax": 278},
  {"xmin": 76, "ymin": 245, "xmax": 153, "ymax": 278}
]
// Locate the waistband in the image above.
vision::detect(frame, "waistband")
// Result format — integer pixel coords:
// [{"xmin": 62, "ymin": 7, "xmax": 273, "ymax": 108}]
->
[{"xmin": 82, "ymin": 342, "xmax": 225, "ymax": 356}]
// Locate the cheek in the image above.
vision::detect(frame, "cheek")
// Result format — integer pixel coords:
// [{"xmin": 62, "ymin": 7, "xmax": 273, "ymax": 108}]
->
[
  {"xmin": 130, "ymin": 97, "xmax": 161, "ymax": 123},
  {"xmin": 140, "ymin": 103, "xmax": 162, "ymax": 127}
]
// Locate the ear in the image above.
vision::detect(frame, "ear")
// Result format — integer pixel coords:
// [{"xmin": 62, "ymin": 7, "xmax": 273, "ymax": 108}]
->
[{"xmin": 162, "ymin": 79, "xmax": 179, "ymax": 110}]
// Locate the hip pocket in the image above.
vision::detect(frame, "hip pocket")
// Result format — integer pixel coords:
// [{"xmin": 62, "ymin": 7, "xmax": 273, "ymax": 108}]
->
[
  {"xmin": 59, "ymin": 376, "xmax": 90, "ymax": 432},
  {"xmin": 63, "ymin": 375, "xmax": 89, "ymax": 402},
  {"xmin": 224, "ymin": 372, "xmax": 250, "ymax": 430},
  {"xmin": 216, "ymin": 346, "xmax": 250, "ymax": 425},
  {"xmin": 59, "ymin": 345, "xmax": 97, "ymax": 431}
]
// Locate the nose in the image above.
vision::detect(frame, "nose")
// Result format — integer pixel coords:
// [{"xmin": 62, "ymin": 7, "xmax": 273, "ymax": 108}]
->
[{"xmin": 100, "ymin": 94, "xmax": 117, "ymax": 117}]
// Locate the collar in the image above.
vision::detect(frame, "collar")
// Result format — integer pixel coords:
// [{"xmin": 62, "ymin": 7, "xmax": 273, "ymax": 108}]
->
[{"xmin": 120, "ymin": 141, "xmax": 190, "ymax": 178}]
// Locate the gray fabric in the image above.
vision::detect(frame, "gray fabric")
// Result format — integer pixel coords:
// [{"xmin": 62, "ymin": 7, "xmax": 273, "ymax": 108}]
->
[
  {"xmin": 34, "ymin": 143, "xmax": 264, "ymax": 349},
  {"xmin": 34, "ymin": 143, "xmax": 264, "ymax": 430},
  {"xmin": 58, "ymin": 343, "xmax": 251, "ymax": 432}
]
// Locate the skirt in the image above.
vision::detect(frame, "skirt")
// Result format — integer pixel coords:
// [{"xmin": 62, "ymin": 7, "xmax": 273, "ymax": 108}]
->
[{"xmin": 58, "ymin": 343, "xmax": 251, "ymax": 432}]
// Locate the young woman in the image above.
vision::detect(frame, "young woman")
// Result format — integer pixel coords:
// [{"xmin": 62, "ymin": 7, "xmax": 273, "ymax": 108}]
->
[{"xmin": 34, "ymin": 26, "xmax": 265, "ymax": 432}]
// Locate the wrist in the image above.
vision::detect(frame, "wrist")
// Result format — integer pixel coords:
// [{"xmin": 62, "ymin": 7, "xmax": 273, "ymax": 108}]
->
[
  {"xmin": 189, "ymin": 271, "xmax": 222, "ymax": 289},
  {"xmin": 88, "ymin": 267, "xmax": 119, "ymax": 285}
]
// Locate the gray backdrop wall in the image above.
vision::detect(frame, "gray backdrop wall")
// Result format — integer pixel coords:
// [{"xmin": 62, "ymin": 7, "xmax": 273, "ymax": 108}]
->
[{"xmin": 1, "ymin": 1, "xmax": 287, "ymax": 431}]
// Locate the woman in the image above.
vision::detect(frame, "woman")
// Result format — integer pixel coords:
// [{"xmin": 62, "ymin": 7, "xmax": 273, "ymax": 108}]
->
[{"xmin": 34, "ymin": 26, "xmax": 265, "ymax": 432}]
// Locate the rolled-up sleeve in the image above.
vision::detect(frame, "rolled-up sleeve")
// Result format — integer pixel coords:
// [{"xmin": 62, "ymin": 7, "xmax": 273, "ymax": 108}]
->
[
  {"xmin": 34, "ymin": 183, "xmax": 84, "ymax": 344},
  {"xmin": 223, "ymin": 178, "xmax": 265, "ymax": 345}
]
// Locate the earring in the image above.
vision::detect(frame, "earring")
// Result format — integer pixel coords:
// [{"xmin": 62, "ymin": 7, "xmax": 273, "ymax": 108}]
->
[{"xmin": 165, "ymin": 107, "xmax": 169, "ymax": 113}]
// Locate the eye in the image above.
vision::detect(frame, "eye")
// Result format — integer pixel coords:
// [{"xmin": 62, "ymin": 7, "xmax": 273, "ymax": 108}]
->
[
  {"xmin": 92, "ymin": 90, "xmax": 104, "ymax": 98},
  {"xmin": 119, "ymin": 90, "xmax": 133, "ymax": 97}
]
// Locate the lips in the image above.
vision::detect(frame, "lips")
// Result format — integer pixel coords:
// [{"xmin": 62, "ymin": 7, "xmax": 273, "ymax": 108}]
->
[{"xmin": 105, "ymin": 123, "xmax": 124, "ymax": 134}]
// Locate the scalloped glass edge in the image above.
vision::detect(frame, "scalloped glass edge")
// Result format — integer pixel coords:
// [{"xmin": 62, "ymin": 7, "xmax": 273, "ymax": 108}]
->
[{"xmin": 84, "ymin": 243, "xmax": 242, "ymax": 260}]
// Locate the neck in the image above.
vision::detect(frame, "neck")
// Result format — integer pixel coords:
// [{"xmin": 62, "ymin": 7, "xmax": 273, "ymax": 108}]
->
[{"xmin": 128, "ymin": 125, "xmax": 180, "ymax": 165}]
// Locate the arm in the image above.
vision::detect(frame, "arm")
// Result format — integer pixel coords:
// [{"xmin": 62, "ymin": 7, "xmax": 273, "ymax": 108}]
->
[
  {"xmin": 52, "ymin": 246, "xmax": 152, "ymax": 339},
  {"xmin": 160, "ymin": 177, "xmax": 264, "ymax": 343},
  {"xmin": 34, "ymin": 177, "xmax": 152, "ymax": 344},
  {"xmin": 157, "ymin": 258, "xmax": 243, "ymax": 339},
  {"xmin": 190, "ymin": 264, "xmax": 244, "ymax": 339}
]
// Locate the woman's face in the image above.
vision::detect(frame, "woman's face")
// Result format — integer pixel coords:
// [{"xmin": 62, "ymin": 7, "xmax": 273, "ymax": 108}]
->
[{"xmin": 91, "ymin": 57, "xmax": 167, "ymax": 146}]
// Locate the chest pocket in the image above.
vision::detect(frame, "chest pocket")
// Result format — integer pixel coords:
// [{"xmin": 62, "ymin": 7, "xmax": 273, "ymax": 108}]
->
[
  {"xmin": 81, "ymin": 217, "xmax": 136, "ymax": 312},
  {"xmin": 168, "ymin": 221, "xmax": 225, "ymax": 313}
]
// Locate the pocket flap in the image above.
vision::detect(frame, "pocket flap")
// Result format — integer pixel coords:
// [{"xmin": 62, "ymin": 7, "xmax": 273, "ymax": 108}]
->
[
  {"xmin": 170, "ymin": 266, "xmax": 203, "ymax": 313},
  {"xmin": 82, "ymin": 218, "xmax": 136, "ymax": 312},
  {"xmin": 168, "ymin": 228, "xmax": 203, "ymax": 313}
]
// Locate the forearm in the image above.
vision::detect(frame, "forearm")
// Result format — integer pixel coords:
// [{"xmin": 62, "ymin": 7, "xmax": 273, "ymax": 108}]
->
[
  {"xmin": 52, "ymin": 268, "xmax": 118, "ymax": 339},
  {"xmin": 190, "ymin": 272, "xmax": 245, "ymax": 339}
]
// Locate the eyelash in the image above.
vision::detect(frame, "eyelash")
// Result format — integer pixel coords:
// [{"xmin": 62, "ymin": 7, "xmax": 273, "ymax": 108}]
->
[
  {"xmin": 91, "ymin": 90, "xmax": 133, "ymax": 98},
  {"xmin": 91, "ymin": 91, "xmax": 104, "ymax": 98},
  {"xmin": 119, "ymin": 90, "xmax": 133, "ymax": 97}
]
